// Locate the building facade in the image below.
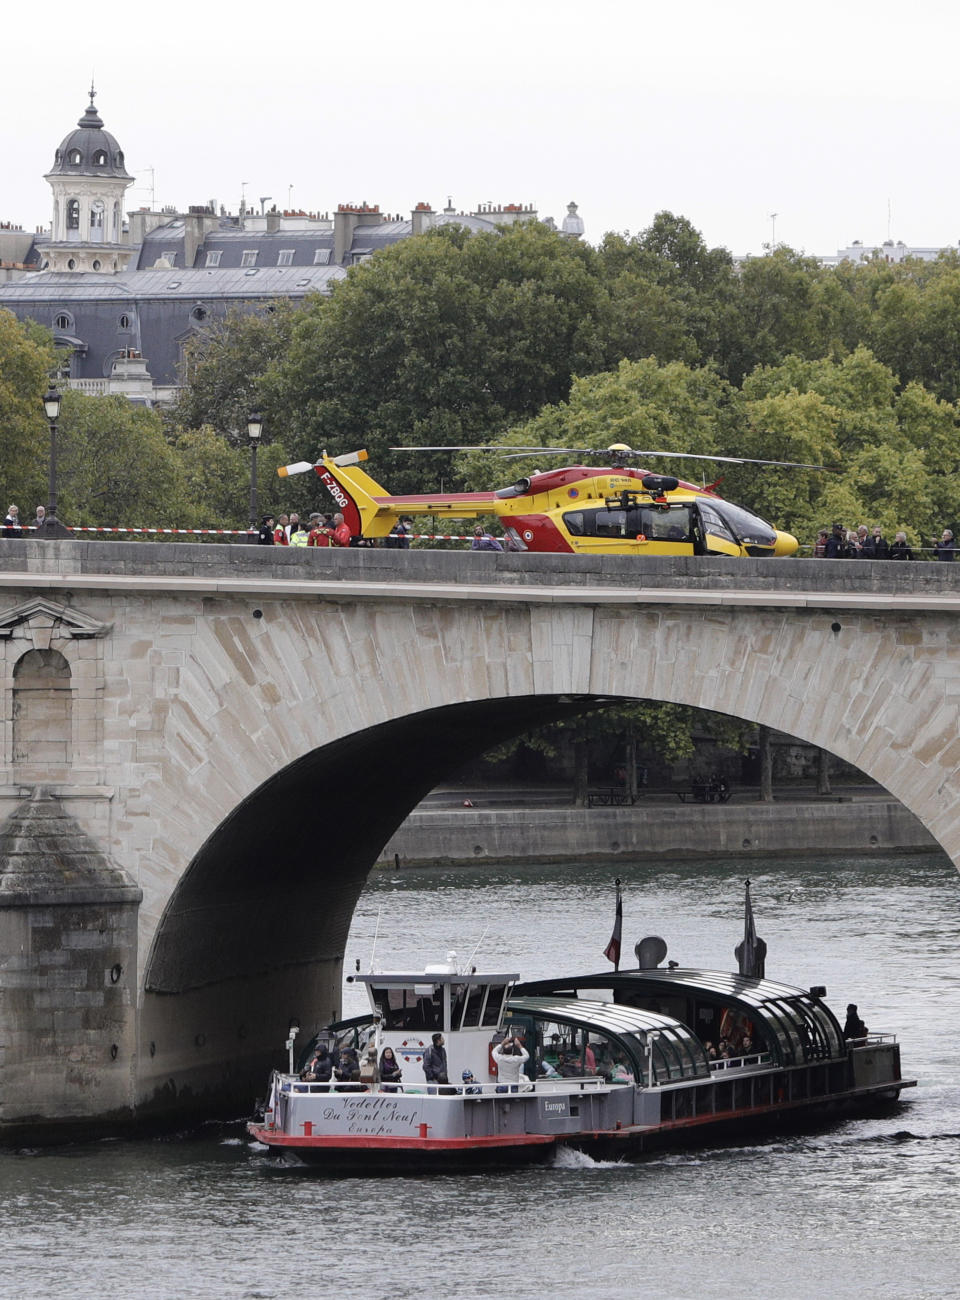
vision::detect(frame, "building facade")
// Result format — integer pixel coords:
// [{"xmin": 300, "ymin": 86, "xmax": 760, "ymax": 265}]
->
[{"xmin": 0, "ymin": 93, "xmax": 584, "ymax": 406}]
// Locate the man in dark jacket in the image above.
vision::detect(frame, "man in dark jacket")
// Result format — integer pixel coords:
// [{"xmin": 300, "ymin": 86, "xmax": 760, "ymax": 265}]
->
[
  {"xmin": 861, "ymin": 525, "xmax": 890, "ymax": 559},
  {"xmin": 422, "ymin": 1033, "xmax": 448, "ymax": 1083},
  {"xmin": 824, "ymin": 523, "xmax": 849, "ymax": 558}
]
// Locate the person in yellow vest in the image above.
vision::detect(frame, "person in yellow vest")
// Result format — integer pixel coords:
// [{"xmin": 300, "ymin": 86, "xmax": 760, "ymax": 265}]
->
[{"xmin": 289, "ymin": 514, "xmax": 310, "ymax": 547}]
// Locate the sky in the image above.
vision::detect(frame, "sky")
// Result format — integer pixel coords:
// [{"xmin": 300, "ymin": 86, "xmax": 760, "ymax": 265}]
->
[{"xmin": 6, "ymin": 0, "xmax": 960, "ymax": 258}]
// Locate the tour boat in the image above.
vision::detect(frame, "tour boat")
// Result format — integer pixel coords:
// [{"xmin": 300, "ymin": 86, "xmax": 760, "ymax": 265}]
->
[{"xmin": 247, "ymin": 942, "xmax": 914, "ymax": 1171}]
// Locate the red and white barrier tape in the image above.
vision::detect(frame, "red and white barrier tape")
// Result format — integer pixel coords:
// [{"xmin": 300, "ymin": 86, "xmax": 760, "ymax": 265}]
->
[{"xmin": 8, "ymin": 526, "xmax": 480, "ymax": 540}]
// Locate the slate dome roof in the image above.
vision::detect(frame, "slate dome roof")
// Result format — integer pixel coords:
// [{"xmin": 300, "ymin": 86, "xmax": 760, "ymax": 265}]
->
[{"xmin": 48, "ymin": 88, "xmax": 131, "ymax": 180}]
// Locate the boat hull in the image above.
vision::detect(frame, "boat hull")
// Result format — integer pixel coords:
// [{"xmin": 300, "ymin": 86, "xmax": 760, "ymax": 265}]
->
[{"xmin": 248, "ymin": 1076, "xmax": 913, "ymax": 1172}]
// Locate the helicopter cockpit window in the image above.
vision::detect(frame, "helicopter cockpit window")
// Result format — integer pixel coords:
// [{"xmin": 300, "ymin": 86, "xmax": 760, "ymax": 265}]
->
[
  {"xmin": 697, "ymin": 501, "xmax": 736, "ymax": 543},
  {"xmin": 710, "ymin": 501, "xmax": 777, "ymax": 547}
]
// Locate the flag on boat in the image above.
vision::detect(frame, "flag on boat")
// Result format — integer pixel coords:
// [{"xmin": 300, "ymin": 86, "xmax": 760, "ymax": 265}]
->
[
  {"xmin": 603, "ymin": 878, "xmax": 623, "ymax": 969},
  {"xmin": 735, "ymin": 879, "xmax": 767, "ymax": 978}
]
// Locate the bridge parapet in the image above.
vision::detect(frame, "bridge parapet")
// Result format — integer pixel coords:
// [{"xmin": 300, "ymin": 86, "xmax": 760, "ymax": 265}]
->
[{"xmin": 1, "ymin": 539, "xmax": 960, "ymax": 602}]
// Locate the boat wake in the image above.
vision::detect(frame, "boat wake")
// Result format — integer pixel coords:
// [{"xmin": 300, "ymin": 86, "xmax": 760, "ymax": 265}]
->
[{"xmin": 552, "ymin": 1145, "xmax": 624, "ymax": 1170}]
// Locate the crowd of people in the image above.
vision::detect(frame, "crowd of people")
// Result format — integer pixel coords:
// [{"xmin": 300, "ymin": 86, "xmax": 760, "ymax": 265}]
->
[
  {"xmin": 812, "ymin": 522, "xmax": 956, "ymax": 560},
  {"xmin": 256, "ymin": 512, "xmax": 515, "ymax": 551},
  {"xmin": 256, "ymin": 510, "xmax": 357, "ymax": 547}
]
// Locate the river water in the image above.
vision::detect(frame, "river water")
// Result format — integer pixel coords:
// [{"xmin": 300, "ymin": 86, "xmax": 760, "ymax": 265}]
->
[{"xmin": 2, "ymin": 852, "xmax": 958, "ymax": 1300}]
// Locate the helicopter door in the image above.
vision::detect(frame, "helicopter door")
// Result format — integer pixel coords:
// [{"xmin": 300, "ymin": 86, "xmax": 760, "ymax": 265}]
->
[{"xmin": 695, "ymin": 502, "xmax": 742, "ymax": 557}]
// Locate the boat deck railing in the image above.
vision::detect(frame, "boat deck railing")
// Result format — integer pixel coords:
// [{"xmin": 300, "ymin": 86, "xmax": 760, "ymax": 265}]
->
[
  {"xmin": 709, "ymin": 1052, "xmax": 773, "ymax": 1072},
  {"xmin": 279, "ymin": 1074, "xmax": 618, "ymax": 1098},
  {"xmin": 849, "ymin": 1032, "xmax": 898, "ymax": 1047}
]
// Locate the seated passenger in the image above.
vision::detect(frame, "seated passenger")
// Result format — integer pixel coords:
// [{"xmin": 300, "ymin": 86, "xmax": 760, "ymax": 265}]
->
[
  {"xmin": 537, "ymin": 1057, "xmax": 560, "ymax": 1079},
  {"xmin": 461, "ymin": 1068, "xmax": 481, "ymax": 1094},
  {"xmin": 302, "ymin": 1046, "xmax": 332, "ymax": 1082},
  {"xmin": 611, "ymin": 1058, "xmax": 634, "ymax": 1082},
  {"xmin": 584, "ymin": 1043, "xmax": 597, "ymax": 1074},
  {"xmin": 704, "ymin": 1040, "xmax": 718, "ymax": 1060},
  {"xmin": 556, "ymin": 1052, "xmax": 582, "ymax": 1078},
  {"xmin": 379, "ymin": 1046, "xmax": 402, "ymax": 1084},
  {"xmin": 741, "ymin": 1035, "xmax": 754, "ymax": 1056}
]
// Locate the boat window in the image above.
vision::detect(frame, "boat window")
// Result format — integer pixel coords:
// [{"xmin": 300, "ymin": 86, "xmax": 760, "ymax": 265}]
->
[
  {"xmin": 459, "ymin": 984, "xmax": 487, "ymax": 1028},
  {"xmin": 482, "ymin": 983, "xmax": 508, "ymax": 1027},
  {"xmin": 368, "ymin": 983, "xmax": 443, "ymax": 1031},
  {"xmin": 761, "ymin": 1000, "xmax": 803, "ymax": 1063}
]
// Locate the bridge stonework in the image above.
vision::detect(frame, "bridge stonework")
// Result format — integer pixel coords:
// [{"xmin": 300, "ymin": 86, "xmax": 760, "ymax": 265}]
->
[{"xmin": 0, "ymin": 540, "xmax": 958, "ymax": 1138}]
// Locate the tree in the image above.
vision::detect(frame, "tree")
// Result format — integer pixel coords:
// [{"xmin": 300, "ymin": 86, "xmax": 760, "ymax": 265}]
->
[
  {"xmin": 597, "ymin": 214, "xmax": 739, "ymax": 375},
  {"xmin": 55, "ymin": 391, "xmax": 182, "ymax": 527},
  {"xmin": 0, "ymin": 310, "xmax": 58, "ymax": 511},
  {"xmin": 729, "ymin": 247, "xmax": 864, "ymax": 381},
  {"xmin": 267, "ymin": 223, "xmax": 612, "ymax": 493},
  {"xmin": 457, "ymin": 357, "xmax": 741, "ymax": 490}
]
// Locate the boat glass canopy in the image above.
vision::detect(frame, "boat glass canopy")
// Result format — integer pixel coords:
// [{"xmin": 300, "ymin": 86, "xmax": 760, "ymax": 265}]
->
[
  {"xmin": 507, "ymin": 996, "xmax": 711, "ymax": 1084},
  {"xmin": 513, "ymin": 970, "xmax": 845, "ymax": 1066}
]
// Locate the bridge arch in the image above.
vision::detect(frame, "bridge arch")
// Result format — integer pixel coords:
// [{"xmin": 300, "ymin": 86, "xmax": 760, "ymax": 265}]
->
[
  {"xmin": 136, "ymin": 598, "xmax": 953, "ymax": 1120},
  {"xmin": 4, "ymin": 543, "xmax": 960, "ymax": 1129}
]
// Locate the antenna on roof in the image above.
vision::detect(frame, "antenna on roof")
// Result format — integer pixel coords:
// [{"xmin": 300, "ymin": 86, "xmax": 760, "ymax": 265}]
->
[
  {"xmin": 369, "ymin": 906, "xmax": 383, "ymax": 973},
  {"xmin": 464, "ymin": 926, "xmax": 489, "ymax": 973}
]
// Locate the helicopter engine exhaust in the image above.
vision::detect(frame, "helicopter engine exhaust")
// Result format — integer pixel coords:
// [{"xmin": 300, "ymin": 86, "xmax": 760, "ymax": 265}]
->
[{"xmin": 495, "ymin": 478, "xmax": 532, "ymax": 499}]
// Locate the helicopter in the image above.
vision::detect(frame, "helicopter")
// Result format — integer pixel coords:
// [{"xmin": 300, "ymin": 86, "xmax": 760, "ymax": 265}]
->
[{"xmin": 277, "ymin": 443, "xmax": 826, "ymax": 557}]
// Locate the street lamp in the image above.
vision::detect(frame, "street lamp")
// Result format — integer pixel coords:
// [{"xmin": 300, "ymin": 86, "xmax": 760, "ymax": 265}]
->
[
  {"xmin": 247, "ymin": 412, "xmax": 263, "ymax": 532},
  {"xmin": 42, "ymin": 386, "xmax": 62, "ymax": 534}
]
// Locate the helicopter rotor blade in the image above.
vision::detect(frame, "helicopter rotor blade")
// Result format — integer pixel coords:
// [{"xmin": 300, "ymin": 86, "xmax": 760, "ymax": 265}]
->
[
  {"xmin": 389, "ymin": 445, "xmax": 526, "ymax": 453},
  {"xmin": 389, "ymin": 444, "xmax": 834, "ymax": 472},
  {"xmin": 499, "ymin": 447, "xmax": 834, "ymax": 471}
]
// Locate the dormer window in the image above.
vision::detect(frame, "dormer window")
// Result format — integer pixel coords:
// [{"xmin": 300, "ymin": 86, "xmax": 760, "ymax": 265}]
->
[
  {"xmin": 240, "ymin": 250, "xmax": 258, "ymax": 267},
  {"xmin": 313, "ymin": 248, "xmax": 331, "ymax": 265},
  {"xmin": 93, "ymin": 150, "xmax": 108, "ymax": 166},
  {"xmin": 55, "ymin": 313, "xmax": 74, "ymax": 331},
  {"xmin": 205, "ymin": 250, "xmax": 222, "ymax": 267},
  {"xmin": 277, "ymin": 249, "xmax": 295, "ymax": 266},
  {"xmin": 191, "ymin": 305, "xmax": 207, "ymax": 321},
  {"xmin": 116, "ymin": 151, "xmax": 124, "ymax": 168},
  {"xmin": 67, "ymin": 148, "xmax": 82, "ymax": 165}
]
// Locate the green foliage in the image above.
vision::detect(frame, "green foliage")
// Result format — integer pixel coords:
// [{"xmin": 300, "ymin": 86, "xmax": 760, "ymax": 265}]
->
[
  {"xmin": 483, "ymin": 700, "xmax": 753, "ymax": 771},
  {"xmin": 266, "ymin": 223, "xmax": 611, "ymax": 491},
  {"xmin": 56, "ymin": 391, "xmax": 181, "ymax": 526},
  {"xmin": 0, "ymin": 310, "xmax": 58, "ymax": 511},
  {"xmin": 456, "ymin": 357, "xmax": 739, "ymax": 490}
]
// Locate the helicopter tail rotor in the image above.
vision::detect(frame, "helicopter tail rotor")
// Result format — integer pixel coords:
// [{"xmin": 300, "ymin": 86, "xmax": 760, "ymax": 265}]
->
[{"xmin": 278, "ymin": 449, "xmax": 369, "ymax": 478}]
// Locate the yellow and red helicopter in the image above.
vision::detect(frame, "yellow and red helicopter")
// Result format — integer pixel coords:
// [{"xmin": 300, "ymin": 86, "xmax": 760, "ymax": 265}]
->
[{"xmin": 277, "ymin": 443, "xmax": 821, "ymax": 557}]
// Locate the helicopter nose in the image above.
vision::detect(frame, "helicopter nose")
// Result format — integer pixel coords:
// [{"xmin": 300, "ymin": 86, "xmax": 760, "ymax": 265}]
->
[{"xmin": 773, "ymin": 529, "xmax": 799, "ymax": 557}]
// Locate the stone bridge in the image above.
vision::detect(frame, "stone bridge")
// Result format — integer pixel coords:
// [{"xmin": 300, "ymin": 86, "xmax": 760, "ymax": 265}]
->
[{"xmin": 1, "ymin": 540, "xmax": 958, "ymax": 1139}]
